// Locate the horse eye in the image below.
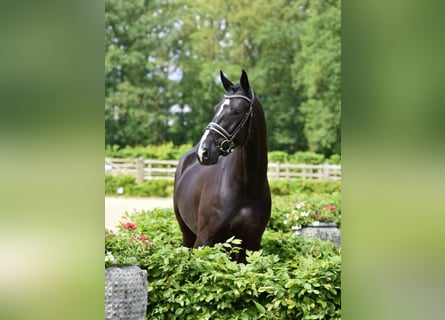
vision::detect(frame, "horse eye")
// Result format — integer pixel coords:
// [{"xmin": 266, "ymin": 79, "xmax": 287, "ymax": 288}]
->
[{"xmin": 233, "ymin": 109, "xmax": 241, "ymax": 115}]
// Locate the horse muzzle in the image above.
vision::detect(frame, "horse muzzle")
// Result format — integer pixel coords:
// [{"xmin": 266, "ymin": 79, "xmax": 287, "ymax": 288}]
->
[
  {"xmin": 197, "ymin": 146, "xmax": 219, "ymax": 165},
  {"xmin": 197, "ymin": 131, "xmax": 219, "ymax": 165}
]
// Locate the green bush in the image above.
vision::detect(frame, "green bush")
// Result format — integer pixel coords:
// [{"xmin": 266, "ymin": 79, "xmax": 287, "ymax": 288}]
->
[
  {"xmin": 289, "ymin": 151, "xmax": 325, "ymax": 164},
  {"xmin": 268, "ymin": 193, "xmax": 341, "ymax": 232},
  {"xmin": 105, "ymin": 175, "xmax": 341, "ymax": 198},
  {"xmin": 105, "ymin": 142, "xmax": 193, "ymax": 160},
  {"xmin": 105, "ymin": 174, "xmax": 172, "ymax": 197},
  {"xmin": 105, "ymin": 176, "xmax": 341, "ymax": 198},
  {"xmin": 105, "ymin": 174, "xmax": 136, "ymax": 194},
  {"xmin": 285, "ymin": 193, "xmax": 341, "ymax": 228},
  {"xmin": 106, "ymin": 198, "xmax": 341, "ymax": 319},
  {"xmin": 297, "ymin": 180, "xmax": 342, "ymax": 194},
  {"xmin": 268, "ymin": 196, "xmax": 296, "ymax": 232},
  {"xmin": 328, "ymin": 154, "xmax": 341, "ymax": 165},
  {"xmin": 269, "ymin": 180, "xmax": 341, "ymax": 196},
  {"xmin": 268, "ymin": 151, "xmax": 289, "ymax": 163},
  {"xmin": 129, "ymin": 180, "xmax": 173, "ymax": 197},
  {"xmin": 105, "ymin": 143, "xmax": 341, "ymax": 165}
]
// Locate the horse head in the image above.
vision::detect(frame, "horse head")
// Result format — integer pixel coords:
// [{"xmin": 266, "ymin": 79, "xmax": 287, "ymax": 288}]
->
[{"xmin": 197, "ymin": 70, "xmax": 255, "ymax": 165}]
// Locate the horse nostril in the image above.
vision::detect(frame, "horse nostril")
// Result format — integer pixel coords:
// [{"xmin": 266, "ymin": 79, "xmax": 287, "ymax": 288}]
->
[
  {"xmin": 202, "ymin": 149, "xmax": 208, "ymax": 160},
  {"xmin": 198, "ymin": 147, "xmax": 209, "ymax": 162}
]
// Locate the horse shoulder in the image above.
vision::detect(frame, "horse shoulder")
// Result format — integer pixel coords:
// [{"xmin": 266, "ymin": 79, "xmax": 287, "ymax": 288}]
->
[{"xmin": 176, "ymin": 146, "xmax": 198, "ymax": 178}]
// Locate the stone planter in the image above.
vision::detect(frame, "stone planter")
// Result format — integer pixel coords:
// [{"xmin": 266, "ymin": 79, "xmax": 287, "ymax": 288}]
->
[
  {"xmin": 300, "ymin": 222, "xmax": 341, "ymax": 246},
  {"xmin": 105, "ymin": 265, "xmax": 147, "ymax": 320}
]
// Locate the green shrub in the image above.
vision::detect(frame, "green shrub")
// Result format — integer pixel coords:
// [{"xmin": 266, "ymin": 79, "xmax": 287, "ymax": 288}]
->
[
  {"xmin": 268, "ymin": 196, "xmax": 295, "ymax": 232},
  {"xmin": 105, "ymin": 174, "xmax": 136, "ymax": 195},
  {"xmin": 269, "ymin": 180, "xmax": 341, "ymax": 196},
  {"xmin": 105, "ymin": 144, "xmax": 121, "ymax": 158},
  {"xmin": 268, "ymin": 151, "xmax": 289, "ymax": 163},
  {"xmin": 105, "ymin": 142, "xmax": 193, "ymax": 160},
  {"xmin": 129, "ymin": 180, "xmax": 172, "ymax": 197},
  {"xmin": 297, "ymin": 180, "xmax": 342, "ymax": 194},
  {"xmin": 269, "ymin": 193, "xmax": 341, "ymax": 232},
  {"xmin": 105, "ymin": 174, "xmax": 173, "ymax": 197},
  {"xmin": 268, "ymin": 180, "xmax": 292, "ymax": 196},
  {"xmin": 105, "ymin": 144, "xmax": 341, "ymax": 165},
  {"xmin": 328, "ymin": 154, "xmax": 341, "ymax": 165},
  {"xmin": 105, "ymin": 174, "xmax": 116, "ymax": 194},
  {"xmin": 105, "ymin": 175, "xmax": 341, "ymax": 198},
  {"xmin": 279, "ymin": 193, "xmax": 341, "ymax": 229},
  {"xmin": 289, "ymin": 151, "xmax": 326, "ymax": 164},
  {"xmin": 106, "ymin": 200, "xmax": 341, "ymax": 319}
]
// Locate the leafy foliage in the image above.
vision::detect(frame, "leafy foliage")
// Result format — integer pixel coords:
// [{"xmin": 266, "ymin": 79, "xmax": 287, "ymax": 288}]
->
[
  {"xmin": 105, "ymin": 174, "xmax": 341, "ymax": 198},
  {"xmin": 285, "ymin": 193, "xmax": 341, "ymax": 228},
  {"xmin": 105, "ymin": 0, "xmax": 176, "ymax": 146},
  {"xmin": 105, "ymin": 203, "xmax": 341, "ymax": 319},
  {"xmin": 105, "ymin": 142, "xmax": 193, "ymax": 160},
  {"xmin": 106, "ymin": 144, "xmax": 340, "ymax": 164},
  {"xmin": 268, "ymin": 151, "xmax": 289, "ymax": 163},
  {"xmin": 289, "ymin": 151, "xmax": 326, "ymax": 165},
  {"xmin": 268, "ymin": 180, "xmax": 341, "ymax": 197},
  {"xmin": 105, "ymin": 175, "xmax": 172, "ymax": 197},
  {"xmin": 268, "ymin": 192, "xmax": 341, "ymax": 232},
  {"xmin": 292, "ymin": 0, "xmax": 341, "ymax": 155}
]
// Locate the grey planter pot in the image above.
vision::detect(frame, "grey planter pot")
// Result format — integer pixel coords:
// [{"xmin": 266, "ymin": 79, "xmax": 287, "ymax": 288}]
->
[
  {"xmin": 300, "ymin": 222, "xmax": 341, "ymax": 246},
  {"xmin": 105, "ymin": 265, "xmax": 147, "ymax": 320}
]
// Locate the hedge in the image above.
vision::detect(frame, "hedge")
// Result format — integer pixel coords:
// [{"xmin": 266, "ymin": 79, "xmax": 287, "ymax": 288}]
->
[
  {"xmin": 105, "ymin": 206, "xmax": 341, "ymax": 319},
  {"xmin": 105, "ymin": 175, "xmax": 173, "ymax": 197},
  {"xmin": 105, "ymin": 174, "xmax": 341, "ymax": 198},
  {"xmin": 105, "ymin": 143, "xmax": 193, "ymax": 160},
  {"xmin": 106, "ymin": 144, "xmax": 341, "ymax": 165}
]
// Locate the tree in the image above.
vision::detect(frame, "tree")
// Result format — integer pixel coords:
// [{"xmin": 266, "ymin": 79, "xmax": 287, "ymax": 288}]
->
[
  {"xmin": 292, "ymin": 0, "xmax": 341, "ymax": 155},
  {"xmin": 105, "ymin": 0, "xmax": 181, "ymax": 146},
  {"xmin": 245, "ymin": 0, "xmax": 308, "ymax": 152}
]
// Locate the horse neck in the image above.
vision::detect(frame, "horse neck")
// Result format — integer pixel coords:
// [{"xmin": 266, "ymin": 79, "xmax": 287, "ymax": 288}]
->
[{"xmin": 231, "ymin": 103, "xmax": 268, "ymax": 189}]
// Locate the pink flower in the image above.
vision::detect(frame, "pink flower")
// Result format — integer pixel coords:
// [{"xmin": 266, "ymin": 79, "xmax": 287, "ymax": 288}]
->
[
  {"xmin": 138, "ymin": 235, "xmax": 151, "ymax": 247},
  {"xmin": 326, "ymin": 205, "xmax": 336, "ymax": 211},
  {"xmin": 122, "ymin": 222, "xmax": 137, "ymax": 230}
]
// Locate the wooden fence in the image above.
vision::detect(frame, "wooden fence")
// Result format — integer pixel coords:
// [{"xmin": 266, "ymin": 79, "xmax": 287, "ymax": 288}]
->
[{"xmin": 105, "ymin": 158, "xmax": 341, "ymax": 182}]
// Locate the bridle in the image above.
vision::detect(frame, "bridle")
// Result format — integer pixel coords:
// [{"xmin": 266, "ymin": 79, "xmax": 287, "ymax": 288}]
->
[{"xmin": 205, "ymin": 90, "xmax": 255, "ymax": 156}]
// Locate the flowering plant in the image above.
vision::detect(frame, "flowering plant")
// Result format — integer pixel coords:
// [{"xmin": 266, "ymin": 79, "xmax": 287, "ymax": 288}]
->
[
  {"xmin": 284, "ymin": 198, "xmax": 341, "ymax": 232},
  {"xmin": 105, "ymin": 220, "xmax": 152, "ymax": 267}
]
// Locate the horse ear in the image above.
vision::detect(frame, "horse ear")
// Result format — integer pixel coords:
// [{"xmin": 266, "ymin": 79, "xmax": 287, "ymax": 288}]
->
[
  {"xmin": 240, "ymin": 69, "xmax": 250, "ymax": 93},
  {"xmin": 220, "ymin": 70, "xmax": 233, "ymax": 92}
]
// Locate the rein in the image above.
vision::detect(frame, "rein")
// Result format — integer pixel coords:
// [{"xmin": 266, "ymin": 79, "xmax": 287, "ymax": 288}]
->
[{"xmin": 206, "ymin": 90, "xmax": 255, "ymax": 155}]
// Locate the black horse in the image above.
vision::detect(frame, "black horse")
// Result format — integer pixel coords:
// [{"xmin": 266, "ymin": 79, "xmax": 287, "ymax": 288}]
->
[{"xmin": 173, "ymin": 70, "xmax": 271, "ymax": 263}]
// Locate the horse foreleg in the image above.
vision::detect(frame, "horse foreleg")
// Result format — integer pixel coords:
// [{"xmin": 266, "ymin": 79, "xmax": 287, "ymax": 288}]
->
[
  {"xmin": 235, "ymin": 234, "xmax": 262, "ymax": 263},
  {"xmin": 174, "ymin": 207, "xmax": 196, "ymax": 248},
  {"xmin": 193, "ymin": 234, "xmax": 213, "ymax": 248},
  {"xmin": 231, "ymin": 248, "xmax": 247, "ymax": 264}
]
